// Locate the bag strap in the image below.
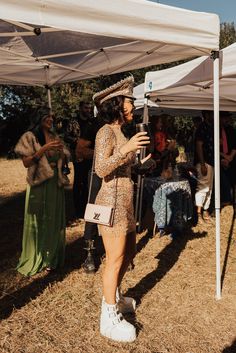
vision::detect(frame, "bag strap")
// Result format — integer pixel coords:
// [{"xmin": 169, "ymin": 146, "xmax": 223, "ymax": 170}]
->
[
  {"xmin": 87, "ymin": 151, "xmax": 96, "ymax": 203},
  {"xmin": 87, "ymin": 126, "xmax": 118, "ymax": 208}
]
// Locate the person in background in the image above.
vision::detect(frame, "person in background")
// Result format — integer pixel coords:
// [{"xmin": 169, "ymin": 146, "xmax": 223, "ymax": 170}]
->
[
  {"xmin": 75, "ymin": 103, "xmax": 103, "ymax": 273},
  {"xmin": 220, "ymin": 111, "xmax": 236, "ymax": 206},
  {"xmin": 63, "ymin": 101, "xmax": 103, "ymax": 273},
  {"xmin": 194, "ymin": 110, "xmax": 214, "ymax": 224},
  {"xmin": 93, "ymin": 76, "xmax": 150, "ymax": 342},
  {"xmin": 61, "ymin": 113, "xmax": 81, "ymax": 216},
  {"xmin": 64, "ymin": 101, "xmax": 93, "ymax": 218},
  {"xmin": 63, "ymin": 101, "xmax": 95, "ymax": 216},
  {"xmin": 152, "ymin": 116, "xmax": 177, "ymax": 176},
  {"xmin": 14, "ymin": 107, "xmax": 70, "ymax": 276},
  {"xmin": 185, "ymin": 115, "xmax": 202, "ymax": 164}
]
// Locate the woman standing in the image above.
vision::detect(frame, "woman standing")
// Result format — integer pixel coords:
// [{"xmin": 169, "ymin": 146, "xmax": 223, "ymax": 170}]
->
[
  {"xmin": 93, "ymin": 76, "xmax": 150, "ymax": 342},
  {"xmin": 15, "ymin": 108, "xmax": 70, "ymax": 276}
]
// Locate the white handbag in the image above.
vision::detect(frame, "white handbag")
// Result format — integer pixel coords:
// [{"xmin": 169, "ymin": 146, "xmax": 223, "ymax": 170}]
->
[
  {"xmin": 84, "ymin": 203, "xmax": 115, "ymax": 226},
  {"xmin": 84, "ymin": 151, "xmax": 117, "ymax": 227}
]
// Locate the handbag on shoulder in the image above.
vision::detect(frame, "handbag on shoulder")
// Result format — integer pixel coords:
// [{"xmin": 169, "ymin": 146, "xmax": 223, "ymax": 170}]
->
[{"xmin": 84, "ymin": 153, "xmax": 117, "ymax": 227}]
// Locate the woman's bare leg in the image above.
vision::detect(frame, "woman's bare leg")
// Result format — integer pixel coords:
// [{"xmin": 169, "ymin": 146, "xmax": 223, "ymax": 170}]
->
[
  {"xmin": 118, "ymin": 231, "xmax": 136, "ymax": 287},
  {"xmin": 102, "ymin": 234, "xmax": 127, "ymax": 304}
]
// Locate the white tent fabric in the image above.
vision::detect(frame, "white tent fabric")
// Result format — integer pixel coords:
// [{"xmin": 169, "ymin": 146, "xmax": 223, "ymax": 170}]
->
[
  {"xmin": 144, "ymin": 43, "xmax": 236, "ymax": 110},
  {"xmin": 142, "ymin": 45, "xmax": 236, "ymax": 299},
  {"xmin": 0, "ymin": 0, "xmax": 222, "ymax": 298},
  {"xmin": 134, "ymin": 83, "xmax": 202, "ymax": 116},
  {"xmin": 134, "ymin": 83, "xmax": 158, "ymax": 109},
  {"xmin": 0, "ymin": 0, "xmax": 220, "ymax": 86}
]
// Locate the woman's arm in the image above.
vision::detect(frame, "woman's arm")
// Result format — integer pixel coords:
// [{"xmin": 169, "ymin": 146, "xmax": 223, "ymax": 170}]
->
[
  {"xmin": 95, "ymin": 126, "xmax": 150, "ymax": 178},
  {"xmin": 222, "ymin": 149, "xmax": 236, "ymax": 163},
  {"xmin": 75, "ymin": 138, "xmax": 93, "ymax": 161},
  {"xmin": 22, "ymin": 140, "xmax": 63, "ymax": 168},
  {"xmin": 95, "ymin": 126, "xmax": 126, "ymax": 178}
]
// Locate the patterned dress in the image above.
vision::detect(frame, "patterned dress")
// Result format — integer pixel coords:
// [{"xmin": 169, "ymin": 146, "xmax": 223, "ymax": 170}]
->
[{"xmin": 95, "ymin": 124, "xmax": 136, "ymax": 237}]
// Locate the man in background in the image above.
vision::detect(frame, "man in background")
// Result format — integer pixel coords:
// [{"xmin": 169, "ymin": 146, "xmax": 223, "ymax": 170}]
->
[
  {"xmin": 63, "ymin": 101, "xmax": 102, "ymax": 273},
  {"xmin": 75, "ymin": 101, "xmax": 103, "ymax": 273},
  {"xmin": 194, "ymin": 110, "xmax": 214, "ymax": 224}
]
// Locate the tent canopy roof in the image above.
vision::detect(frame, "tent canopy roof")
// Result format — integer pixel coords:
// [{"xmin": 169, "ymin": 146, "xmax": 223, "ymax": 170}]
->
[
  {"xmin": 143, "ymin": 43, "xmax": 236, "ymax": 111},
  {"xmin": 0, "ymin": 0, "xmax": 219, "ymax": 86}
]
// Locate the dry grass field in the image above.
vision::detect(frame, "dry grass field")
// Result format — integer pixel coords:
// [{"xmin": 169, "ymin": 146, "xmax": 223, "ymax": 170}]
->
[{"xmin": 0, "ymin": 158, "xmax": 236, "ymax": 353}]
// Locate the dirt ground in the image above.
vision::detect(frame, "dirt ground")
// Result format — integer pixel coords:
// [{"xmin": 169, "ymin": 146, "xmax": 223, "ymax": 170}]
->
[{"xmin": 0, "ymin": 158, "xmax": 236, "ymax": 353}]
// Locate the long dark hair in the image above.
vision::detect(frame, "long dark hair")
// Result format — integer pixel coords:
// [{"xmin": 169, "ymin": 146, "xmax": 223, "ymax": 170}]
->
[
  {"xmin": 96, "ymin": 96, "xmax": 136, "ymax": 138},
  {"xmin": 29, "ymin": 107, "xmax": 54, "ymax": 146},
  {"xmin": 96, "ymin": 96, "xmax": 124, "ymax": 124}
]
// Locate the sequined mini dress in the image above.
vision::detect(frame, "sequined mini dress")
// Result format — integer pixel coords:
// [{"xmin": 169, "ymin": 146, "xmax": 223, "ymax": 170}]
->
[{"xmin": 95, "ymin": 124, "xmax": 136, "ymax": 237}]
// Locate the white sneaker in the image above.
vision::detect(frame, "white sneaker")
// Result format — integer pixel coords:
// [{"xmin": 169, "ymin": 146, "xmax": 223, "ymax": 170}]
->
[
  {"xmin": 116, "ymin": 288, "xmax": 136, "ymax": 314},
  {"xmin": 100, "ymin": 301, "xmax": 136, "ymax": 342}
]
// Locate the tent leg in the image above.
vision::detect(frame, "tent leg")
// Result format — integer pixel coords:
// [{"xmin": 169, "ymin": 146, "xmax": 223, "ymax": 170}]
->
[
  {"xmin": 136, "ymin": 99, "xmax": 149, "ymax": 232},
  {"xmin": 47, "ymin": 87, "xmax": 52, "ymax": 110},
  {"xmin": 135, "ymin": 174, "xmax": 141, "ymax": 224},
  {"xmin": 44, "ymin": 65, "xmax": 52, "ymax": 111},
  {"xmin": 213, "ymin": 51, "xmax": 221, "ymax": 300},
  {"xmin": 137, "ymin": 176, "xmax": 145, "ymax": 233}
]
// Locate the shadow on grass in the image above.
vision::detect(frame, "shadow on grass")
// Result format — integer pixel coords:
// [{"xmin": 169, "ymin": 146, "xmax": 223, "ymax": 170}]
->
[
  {"xmin": 136, "ymin": 229, "xmax": 153, "ymax": 254},
  {"xmin": 0, "ymin": 187, "xmax": 78, "ymax": 264},
  {"xmin": 0, "ymin": 187, "xmax": 86, "ymax": 321},
  {"xmin": 221, "ymin": 209, "xmax": 235, "ymax": 291},
  {"xmin": 0, "ymin": 191, "xmax": 25, "ymax": 262},
  {"xmin": 0, "ymin": 237, "xmax": 86, "ymax": 321},
  {"xmin": 222, "ymin": 338, "xmax": 236, "ymax": 352},
  {"xmin": 125, "ymin": 229, "xmax": 207, "ymax": 306}
]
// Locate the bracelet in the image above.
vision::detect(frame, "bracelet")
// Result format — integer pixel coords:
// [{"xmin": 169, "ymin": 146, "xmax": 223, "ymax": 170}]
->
[{"xmin": 32, "ymin": 154, "xmax": 41, "ymax": 163}]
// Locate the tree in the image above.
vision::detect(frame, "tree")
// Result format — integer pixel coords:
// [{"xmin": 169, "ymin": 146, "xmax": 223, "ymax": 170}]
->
[
  {"xmin": 220, "ymin": 22, "xmax": 236, "ymax": 49},
  {"xmin": 0, "ymin": 22, "xmax": 235, "ymax": 155}
]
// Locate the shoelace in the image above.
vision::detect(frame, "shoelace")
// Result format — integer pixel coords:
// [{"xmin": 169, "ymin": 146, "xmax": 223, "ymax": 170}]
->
[
  {"xmin": 112, "ymin": 312, "xmax": 123, "ymax": 326},
  {"xmin": 107, "ymin": 308, "xmax": 124, "ymax": 325}
]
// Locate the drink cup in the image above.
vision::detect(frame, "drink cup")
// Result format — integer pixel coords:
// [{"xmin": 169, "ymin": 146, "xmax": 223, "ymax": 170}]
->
[
  {"xmin": 136, "ymin": 122, "xmax": 151, "ymax": 148},
  {"xmin": 135, "ymin": 122, "xmax": 151, "ymax": 157},
  {"xmin": 135, "ymin": 122, "xmax": 151, "ymax": 138}
]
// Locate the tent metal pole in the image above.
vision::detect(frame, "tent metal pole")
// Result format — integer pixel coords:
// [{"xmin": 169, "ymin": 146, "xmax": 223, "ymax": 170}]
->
[
  {"xmin": 137, "ymin": 99, "xmax": 149, "ymax": 232},
  {"xmin": 143, "ymin": 99, "xmax": 149, "ymax": 124},
  {"xmin": 44, "ymin": 65, "xmax": 52, "ymax": 111},
  {"xmin": 47, "ymin": 87, "xmax": 52, "ymax": 110},
  {"xmin": 213, "ymin": 51, "xmax": 221, "ymax": 300},
  {"xmin": 135, "ymin": 174, "xmax": 141, "ymax": 225}
]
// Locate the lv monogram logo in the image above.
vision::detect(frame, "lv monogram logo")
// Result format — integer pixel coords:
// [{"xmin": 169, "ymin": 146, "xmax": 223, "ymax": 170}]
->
[{"xmin": 93, "ymin": 213, "xmax": 100, "ymax": 220}]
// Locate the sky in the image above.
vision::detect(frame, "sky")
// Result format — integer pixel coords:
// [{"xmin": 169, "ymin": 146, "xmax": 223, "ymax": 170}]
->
[{"xmin": 149, "ymin": 0, "xmax": 236, "ymax": 23}]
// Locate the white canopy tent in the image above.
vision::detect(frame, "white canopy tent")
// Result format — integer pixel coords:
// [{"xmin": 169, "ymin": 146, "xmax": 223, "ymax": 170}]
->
[
  {"xmin": 140, "ymin": 45, "xmax": 236, "ymax": 300},
  {"xmin": 0, "ymin": 0, "xmax": 219, "ymax": 87},
  {"xmin": 134, "ymin": 83, "xmax": 159, "ymax": 109},
  {"xmin": 133, "ymin": 83, "xmax": 202, "ymax": 117},
  {"xmin": 144, "ymin": 43, "xmax": 236, "ymax": 111},
  {"xmin": 0, "ymin": 0, "xmax": 221, "ymax": 297}
]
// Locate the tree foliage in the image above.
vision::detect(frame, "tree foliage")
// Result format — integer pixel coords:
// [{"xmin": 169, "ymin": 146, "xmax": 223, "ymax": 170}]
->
[{"xmin": 0, "ymin": 22, "xmax": 235, "ymax": 154}]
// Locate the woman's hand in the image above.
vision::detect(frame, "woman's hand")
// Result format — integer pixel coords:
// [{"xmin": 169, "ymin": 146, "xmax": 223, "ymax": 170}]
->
[
  {"xmin": 167, "ymin": 139, "xmax": 176, "ymax": 151},
  {"xmin": 23, "ymin": 139, "xmax": 64, "ymax": 168},
  {"xmin": 43, "ymin": 140, "xmax": 63, "ymax": 153},
  {"xmin": 120, "ymin": 132, "xmax": 150, "ymax": 156},
  {"xmin": 221, "ymin": 158, "xmax": 230, "ymax": 169},
  {"xmin": 223, "ymin": 154, "xmax": 233, "ymax": 163},
  {"xmin": 140, "ymin": 153, "xmax": 152, "ymax": 165},
  {"xmin": 200, "ymin": 163, "xmax": 207, "ymax": 176}
]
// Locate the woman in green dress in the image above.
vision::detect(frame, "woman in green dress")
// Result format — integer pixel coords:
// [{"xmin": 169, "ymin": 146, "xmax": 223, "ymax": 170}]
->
[{"xmin": 15, "ymin": 108, "xmax": 70, "ymax": 276}]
